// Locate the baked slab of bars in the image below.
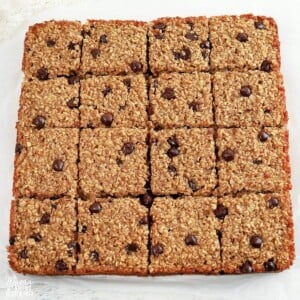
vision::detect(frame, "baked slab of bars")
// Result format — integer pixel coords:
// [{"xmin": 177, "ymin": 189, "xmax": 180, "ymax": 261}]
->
[{"xmin": 9, "ymin": 15, "xmax": 294, "ymax": 276}]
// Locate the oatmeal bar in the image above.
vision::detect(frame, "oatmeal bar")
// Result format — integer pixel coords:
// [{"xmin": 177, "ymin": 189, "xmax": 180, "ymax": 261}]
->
[
  {"xmin": 76, "ymin": 197, "xmax": 148, "ymax": 275},
  {"xmin": 80, "ymin": 74, "xmax": 147, "ymax": 128},
  {"xmin": 22, "ymin": 20, "xmax": 82, "ymax": 79},
  {"xmin": 218, "ymin": 192, "xmax": 294, "ymax": 273},
  {"xmin": 13, "ymin": 127, "xmax": 78, "ymax": 198},
  {"xmin": 9, "ymin": 197, "xmax": 77, "ymax": 274},
  {"xmin": 150, "ymin": 128, "xmax": 216, "ymax": 196},
  {"xmin": 209, "ymin": 15, "xmax": 280, "ymax": 71},
  {"xmin": 18, "ymin": 77, "xmax": 80, "ymax": 128},
  {"xmin": 149, "ymin": 196, "xmax": 220, "ymax": 274},
  {"xmin": 81, "ymin": 20, "xmax": 147, "ymax": 75},
  {"xmin": 216, "ymin": 127, "xmax": 291, "ymax": 195},
  {"xmin": 149, "ymin": 17, "xmax": 209, "ymax": 75},
  {"xmin": 149, "ymin": 72, "xmax": 213, "ymax": 128},
  {"xmin": 79, "ymin": 128, "xmax": 148, "ymax": 197}
]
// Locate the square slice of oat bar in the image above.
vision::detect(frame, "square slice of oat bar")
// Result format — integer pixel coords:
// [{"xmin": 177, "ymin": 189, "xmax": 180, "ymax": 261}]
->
[
  {"xmin": 218, "ymin": 192, "xmax": 294, "ymax": 273},
  {"xmin": 80, "ymin": 74, "xmax": 147, "ymax": 128},
  {"xmin": 81, "ymin": 20, "xmax": 147, "ymax": 75},
  {"xmin": 13, "ymin": 127, "xmax": 78, "ymax": 198},
  {"xmin": 149, "ymin": 17, "xmax": 210, "ymax": 74},
  {"xmin": 9, "ymin": 197, "xmax": 77, "ymax": 274},
  {"xmin": 22, "ymin": 20, "xmax": 82, "ymax": 79},
  {"xmin": 149, "ymin": 72, "xmax": 213, "ymax": 128},
  {"xmin": 209, "ymin": 15, "xmax": 280, "ymax": 71},
  {"xmin": 150, "ymin": 128, "xmax": 217, "ymax": 196},
  {"xmin": 79, "ymin": 128, "xmax": 148, "ymax": 197},
  {"xmin": 149, "ymin": 196, "xmax": 221, "ymax": 274},
  {"xmin": 18, "ymin": 77, "xmax": 80, "ymax": 128},
  {"xmin": 76, "ymin": 197, "xmax": 148, "ymax": 275}
]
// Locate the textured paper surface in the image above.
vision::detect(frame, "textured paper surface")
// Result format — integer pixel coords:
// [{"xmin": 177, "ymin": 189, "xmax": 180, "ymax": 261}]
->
[{"xmin": 0, "ymin": 0, "xmax": 299, "ymax": 299}]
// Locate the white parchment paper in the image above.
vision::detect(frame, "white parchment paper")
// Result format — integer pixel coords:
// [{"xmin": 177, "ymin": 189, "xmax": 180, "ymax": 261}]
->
[{"xmin": 0, "ymin": 0, "xmax": 299, "ymax": 299}]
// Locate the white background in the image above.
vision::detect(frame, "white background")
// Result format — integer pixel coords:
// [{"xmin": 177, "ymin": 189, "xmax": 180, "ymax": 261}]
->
[{"xmin": 0, "ymin": 0, "xmax": 299, "ymax": 299}]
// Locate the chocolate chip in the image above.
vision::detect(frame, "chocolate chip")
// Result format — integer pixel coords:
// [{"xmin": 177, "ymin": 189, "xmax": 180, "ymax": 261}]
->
[
  {"xmin": 9, "ymin": 235, "xmax": 16, "ymax": 245},
  {"xmin": 268, "ymin": 197, "xmax": 279, "ymax": 208},
  {"xmin": 91, "ymin": 48, "xmax": 100, "ymax": 59},
  {"xmin": 151, "ymin": 244, "xmax": 164, "ymax": 256},
  {"xmin": 173, "ymin": 51, "xmax": 181, "ymax": 60},
  {"xmin": 116, "ymin": 158, "xmax": 123, "ymax": 166},
  {"xmin": 40, "ymin": 212, "xmax": 50, "ymax": 224},
  {"xmin": 139, "ymin": 216, "xmax": 148, "ymax": 225},
  {"xmin": 123, "ymin": 78, "xmax": 131, "ymax": 91},
  {"xmin": 130, "ymin": 61, "xmax": 143, "ymax": 73},
  {"xmin": 37, "ymin": 67, "xmax": 49, "ymax": 80},
  {"xmin": 258, "ymin": 130, "xmax": 269, "ymax": 142},
  {"xmin": 153, "ymin": 23, "xmax": 166, "ymax": 30},
  {"xmin": 181, "ymin": 46, "xmax": 191, "ymax": 60},
  {"xmin": 81, "ymin": 29, "xmax": 91, "ymax": 37},
  {"xmin": 264, "ymin": 259, "xmax": 277, "ymax": 271},
  {"xmin": 89, "ymin": 202, "xmax": 102, "ymax": 214},
  {"xmin": 90, "ymin": 250, "xmax": 99, "ymax": 261},
  {"xmin": 67, "ymin": 97, "xmax": 79, "ymax": 109},
  {"xmin": 32, "ymin": 115, "xmax": 46, "ymax": 129},
  {"xmin": 20, "ymin": 248, "xmax": 28, "ymax": 259},
  {"xmin": 188, "ymin": 180, "xmax": 198, "ymax": 192},
  {"xmin": 168, "ymin": 164, "xmax": 177, "ymax": 175},
  {"xmin": 261, "ymin": 60, "xmax": 272, "ymax": 72},
  {"xmin": 185, "ymin": 234, "xmax": 198, "ymax": 246},
  {"xmin": 201, "ymin": 50, "xmax": 209, "ymax": 59},
  {"xmin": 52, "ymin": 159, "xmax": 64, "ymax": 171},
  {"xmin": 81, "ymin": 225, "xmax": 87, "ymax": 233},
  {"xmin": 189, "ymin": 102, "xmax": 200, "ymax": 112},
  {"xmin": 214, "ymin": 204, "xmax": 228, "ymax": 219},
  {"xmin": 15, "ymin": 143, "xmax": 23, "ymax": 154},
  {"xmin": 161, "ymin": 87, "xmax": 176, "ymax": 100},
  {"xmin": 250, "ymin": 235, "xmax": 263, "ymax": 248},
  {"xmin": 254, "ymin": 21, "xmax": 266, "ymax": 30},
  {"xmin": 125, "ymin": 243, "xmax": 139, "ymax": 254},
  {"xmin": 240, "ymin": 85, "xmax": 252, "ymax": 97},
  {"xmin": 30, "ymin": 233, "xmax": 42, "ymax": 242},
  {"xmin": 140, "ymin": 193, "xmax": 154, "ymax": 207},
  {"xmin": 221, "ymin": 149, "xmax": 235, "ymax": 161},
  {"xmin": 122, "ymin": 142, "xmax": 135, "ymax": 155},
  {"xmin": 68, "ymin": 42, "xmax": 76, "ymax": 50},
  {"xmin": 236, "ymin": 32, "xmax": 248, "ymax": 42},
  {"xmin": 102, "ymin": 86, "xmax": 112, "ymax": 97},
  {"xmin": 240, "ymin": 261, "xmax": 253, "ymax": 273},
  {"xmin": 200, "ymin": 40, "xmax": 211, "ymax": 49},
  {"xmin": 167, "ymin": 135, "xmax": 179, "ymax": 148},
  {"xmin": 46, "ymin": 39, "xmax": 56, "ymax": 47},
  {"xmin": 253, "ymin": 159, "xmax": 263, "ymax": 165},
  {"xmin": 55, "ymin": 259, "xmax": 68, "ymax": 271},
  {"xmin": 167, "ymin": 147, "xmax": 180, "ymax": 158},
  {"xmin": 154, "ymin": 33, "xmax": 164, "ymax": 39},
  {"xmin": 99, "ymin": 34, "xmax": 108, "ymax": 43},
  {"xmin": 185, "ymin": 32, "xmax": 198, "ymax": 40},
  {"xmin": 187, "ymin": 21, "xmax": 194, "ymax": 30},
  {"xmin": 68, "ymin": 74, "xmax": 80, "ymax": 85},
  {"xmin": 101, "ymin": 112, "xmax": 114, "ymax": 127},
  {"xmin": 67, "ymin": 241, "xmax": 80, "ymax": 254}
]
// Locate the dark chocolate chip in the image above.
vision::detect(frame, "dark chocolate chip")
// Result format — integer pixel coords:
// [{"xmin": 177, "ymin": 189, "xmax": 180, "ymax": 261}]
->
[
  {"xmin": 68, "ymin": 42, "xmax": 76, "ymax": 50},
  {"xmin": 188, "ymin": 180, "xmax": 198, "ymax": 192},
  {"xmin": 140, "ymin": 193, "xmax": 154, "ymax": 207},
  {"xmin": 151, "ymin": 244, "xmax": 164, "ymax": 256},
  {"xmin": 189, "ymin": 101, "xmax": 200, "ymax": 112},
  {"xmin": 173, "ymin": 51, "xmax": 181, "ymax": 60},
  {"xmin": 102, "ymin": 86, "xmax": 112, "ymax": 97},
  {"xmin": 153, "ymin": 23, "xmax": 166, "ymax": 30},
  {"xmin": 167, "ymin": 147, "xmax": 180, "ymax": 158},
  {"xmin": 81, "ymin": 225, "xmax": 87, "ymax": 233},
  {"xmin": 258, "ymin": 130, "xmax": 270, "ymax": 142},
  {"xmin": 185, "ymin": 32, "xmax": 199, "ymax": 41},
  {"xmin": 90, "ymin": 250, "xmax": 99, "ymax": 261},
  {"xmin": 240, "ymin": 260, "xmax": 253, "ymax": 273},
  {"xmin": 168, "ymin": 164, "xmax": 177, "ymax": 175},
  {"xmin": 154, "ymin": 33, "xmax": 164, "ymax": 39},
  {"xmin": 253, "ymin": 159, "xmax": 263, "ymax": 165},
  {"xmin": 91, "ymin": 48, "xmax": 100, "ymax": 59},
  {"xmin": 30, "ymin": 233, "xmax": 42, "ymax": 242},
  {"xmin": 67, "ymin": 241, "xmax": 80, "ymax": 254},
  {"xmin": 122, "ymin": 142, "xmax": 135, "ymax": 155},
  {"xmin": 130, "ymin": 61, "xmax": 143, "ymax": 73},
  {"xmin": 32, "ymin": 115, "xmax": 46, "ymax": 129},
  {"xmin": 125, "ymin": 243, "xmax": 139, "ymax": 254},
  {"xmin": 236, "ymin": 32, "xmax": 248, "ymax": 42},
  {"xmin": 264, "ymin": 259, "xmax": 277, "ymax": 272},
  {"xmin": 37, "ymin": 67, "xmax": 49, "ymax": 80},
  {"xmin": 268, "ymin": 197, "xmax": 279, "ymax": 209},
  {"xmin": 250, "ymin": 235, "xmax": 263, "ymax": 248},
  {"xmin": 221, "ymin": 149, "xmax": 235, "ymax": 161},
  {"xmin": 214, "ymin": 204, "xmax": 228, "ymax": 219},
  {"xmin": 261, "ymin": 60, "xmax": 272, "ymax": 72},
  {"xmin": 181, "ymin": 46, "xmax": 191, "ymax": 60},
  {"xmin": 89, "ymin": 202, "xmax": 102, "ymax": 214},
  {"xmin": 200, "ymin": 40, "xmax": 211, "ymax": 49},
  {"xmin": 68, "ymin": 75, "xmax": 80, "ymax": 85},
  {"xmin": 99, "ymin": 34, "xmax": 108, "ymax": 43},
  {"xmin": 40, "ymin": 212, "xmax": 50, "ymax": 224},
  {"xmin": 46, "ymin": 39, "xmax": 56, "ymax": 47},
  {"xmin": 116, "ymin": 158, "xmax": 123, "ymax": 166},
  {"xmin": 185, "ymin": 234, "xmax": 198, "ymax": 246},
  {"xmin": 9, "ymin": 235, "xmax": 16, "ymax": 245},
  {"xmin": 52, "ymin": 159, "xmax": 64, "ymax": 171},
  {"xmin": 161, "ymin": 87, "xmax": 176, "ymax": 100},
  {"xmin": 55, "ymin": 259, "xmax": 68, "ymax": 271},
  {"xmin": 15, "ymin": 143, "xmax": 23, "ymax": 154},
  {"xmin": 20, "ymin": 248, "xmax": 28, "ymax": 259},
  {"xmin": 254, "ymin": 21, "xmax": 266, "ymax": 30},
  {"xmin": 139, "ymin": 216, "xmax": 148, "ymax": 225},
  {"xmin": 101, "ymin": 112, "xmax": 114, "ymax": 127},
  {"xmin": 67, "ymin": 97, "xmax": 78, "ymax": 109},
  {"xmin": 167, "ymin": 135, "xmax": 179, "ymax": 148},
  {"xmin": 240, "ymin": 85, "xmax": 252, "ymax": 97},
  {"xmin": 123, "ymin": 78, "xmax": 131, "ymax": 91}
]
